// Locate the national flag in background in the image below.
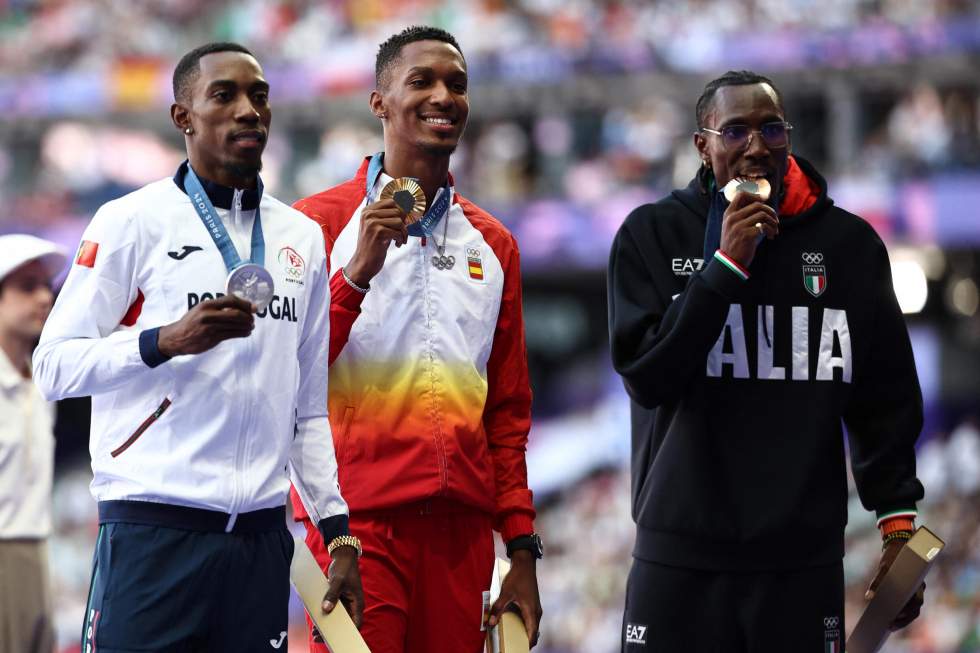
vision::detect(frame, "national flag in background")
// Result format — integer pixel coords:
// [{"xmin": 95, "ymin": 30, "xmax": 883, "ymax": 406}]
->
[{"xmin": 75, "ymin": 240, "xmax": 99, "ymax": 267}]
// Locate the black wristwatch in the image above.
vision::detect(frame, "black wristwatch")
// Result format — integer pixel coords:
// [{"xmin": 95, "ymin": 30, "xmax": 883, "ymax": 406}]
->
[{"xmin": 506, "ymin": 533, "xmax": 544, "ymax": 559}]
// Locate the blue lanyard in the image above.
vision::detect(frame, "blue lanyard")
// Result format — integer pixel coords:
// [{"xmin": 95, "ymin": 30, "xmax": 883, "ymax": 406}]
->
[
  {"xmin": 184, "ymin": 165, "xmax": 265, "ymax": 271},
  {"xmin": 365, "ymin": 152, "xmax": 451, "ymax": 237}
]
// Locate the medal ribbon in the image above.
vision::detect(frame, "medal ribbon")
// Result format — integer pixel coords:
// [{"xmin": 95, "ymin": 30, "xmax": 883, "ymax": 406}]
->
[
  {"xmin": 366, "ymin": 152, "xmax": 451, "ymax": 237},
  {"xmin": 184, "ymin": 164, "xmax": 266, "ymax": 271}
]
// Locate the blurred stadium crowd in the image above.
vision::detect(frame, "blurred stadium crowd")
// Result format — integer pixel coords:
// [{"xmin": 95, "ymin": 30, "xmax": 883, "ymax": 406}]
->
[{"xmin": 1, "ymin": 1, "xmax": 978, "ymax": 652}]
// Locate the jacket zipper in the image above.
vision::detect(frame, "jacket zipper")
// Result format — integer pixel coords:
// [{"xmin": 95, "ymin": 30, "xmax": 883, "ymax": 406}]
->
[
  {"xmin": 226, "ymin": 187, "xmax": 247, "ymax": 529},
  {"xmin": 111, "ymin": 398, "xmax": 171, "ymax": 457},
  {"xmin": 420, "ymin": 234, "xmax": 449, "ymax": 492}
]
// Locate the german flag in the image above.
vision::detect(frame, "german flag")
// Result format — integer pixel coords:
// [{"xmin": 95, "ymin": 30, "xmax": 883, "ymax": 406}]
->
[{"xmin": 75, "ymin": 240, "xmax": 99, "ymax": 268}]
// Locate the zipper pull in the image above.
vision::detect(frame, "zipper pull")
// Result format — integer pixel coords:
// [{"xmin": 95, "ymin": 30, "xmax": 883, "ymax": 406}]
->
[{"xmin": 421, "ymin": 236, "xmax": 427, "ymax": 247}]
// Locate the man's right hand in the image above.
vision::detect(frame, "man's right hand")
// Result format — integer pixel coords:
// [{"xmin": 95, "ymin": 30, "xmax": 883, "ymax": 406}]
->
[
  {"xmin": 719, "ymin": 190, "xmax": 779, "ymax": 269},
  {"xmin": 343, "ymin": 199, "xmax": 409, "ymax": 288},
  {"xmin": 157, "ymin": 294, "xmax": 255, "ymax": 357}
]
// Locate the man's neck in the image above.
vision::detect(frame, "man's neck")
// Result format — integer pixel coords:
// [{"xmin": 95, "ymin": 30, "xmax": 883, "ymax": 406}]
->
[
  {"xmin": 0, "ymin": 331, "xmax": 31, "ymax": 379},
  {"xmin": 188, "ymin": 155, "xmax": 257, "ymax": 190},
  {"xmin": 382, "ymin": 143, "xmax": 451, "ymax": 206}
]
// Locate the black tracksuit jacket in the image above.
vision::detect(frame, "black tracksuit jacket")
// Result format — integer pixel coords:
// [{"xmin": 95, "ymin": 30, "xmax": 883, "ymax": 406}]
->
[{"xmin": 608, "ymin": 156, "xmax": 924, "ymax": 571}]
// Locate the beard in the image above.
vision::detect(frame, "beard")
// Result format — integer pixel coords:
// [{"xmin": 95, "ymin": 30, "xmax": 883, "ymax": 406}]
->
[
  {"xmin": 419, "ymin": 140, "xmax": 458, "ymax": 157},
  {"xmin": 223, "ymin": 158, "xmax": 263, "ymax": 185}
]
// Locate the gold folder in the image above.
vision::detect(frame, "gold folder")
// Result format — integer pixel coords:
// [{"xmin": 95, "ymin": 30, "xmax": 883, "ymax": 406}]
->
[
  {"xmin": 485, "ymin": 558, "xmax": 530, "ymax": 653},
  {"xmin": 289, "ymin": 536, "xmax": 371, "ymax": 653},
  {"xmin": 846, "ymin": 526, "xmax": 944, "ymax": 653}
]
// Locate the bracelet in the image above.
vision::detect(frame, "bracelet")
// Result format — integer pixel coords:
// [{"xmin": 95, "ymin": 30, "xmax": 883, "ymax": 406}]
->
[
  {"xmin": 341, "ymin": 268, "xmax": 369, "ymax": 294},
  {"xmin": 882, "ymin": 530, "xmax": 914, "ymax": 548},
  {"xmin": 880, "ymin": 517, "xmax": 915, "ymax": 536},
  {"xmin": 327, "ymin": 534, "xmax": 362, "ymax": 558}
]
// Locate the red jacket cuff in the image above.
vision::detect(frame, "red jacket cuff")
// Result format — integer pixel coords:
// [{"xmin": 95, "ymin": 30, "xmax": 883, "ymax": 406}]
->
[
  {"xmin": 500, "ymin": 513, "xmax": 535, "ymax": 542},
  {"xmin": 329, "ymin": 268, "xmax": 367, "ymax": 312}
]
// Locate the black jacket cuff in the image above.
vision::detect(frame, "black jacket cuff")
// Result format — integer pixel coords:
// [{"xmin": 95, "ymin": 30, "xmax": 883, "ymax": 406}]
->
[{"xmin": 317, "ymin": 514, "xmax": 350, "ymax": 545}]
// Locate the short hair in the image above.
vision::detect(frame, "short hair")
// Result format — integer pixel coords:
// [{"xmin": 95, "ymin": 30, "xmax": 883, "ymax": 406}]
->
[
  {"xmin": 375, "ymin": 25, "xmax": 464, "ymax": 89},
  {"xmin": 173, "ymin": 42, "xmax": 255, "ymax": 103},
  {"xmin": 695, "ymin": 70, "xmax": 784, "ymax": 128}
]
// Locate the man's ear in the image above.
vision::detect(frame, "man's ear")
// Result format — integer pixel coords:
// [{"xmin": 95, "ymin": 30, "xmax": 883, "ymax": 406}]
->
[
  {"xmin": 171, "ymin": 102, "xmax": 191, "ymax": 133},
  {"xmin": 369, "ymin": 90, "xmax": 387, "ymax": 121},
  {"xmin": 694, "ymin": 131, "xmax": 710, "ymax": 167}
]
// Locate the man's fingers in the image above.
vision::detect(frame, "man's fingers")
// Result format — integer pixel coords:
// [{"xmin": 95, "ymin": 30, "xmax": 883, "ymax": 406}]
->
[
  {"xmin": 204, "ymin": 293, "xmax": 255, "ymax": 312},
  {"xmin": 523, "ymin": 608, "xmax": 540, "ymax": 649},
  {"xmin": 199, "ymin": 309, "xmax": 255, "ymax": 326},
  {"xmin": 321, "ymin": 581, "xmax": 341, "ymax": 613}
]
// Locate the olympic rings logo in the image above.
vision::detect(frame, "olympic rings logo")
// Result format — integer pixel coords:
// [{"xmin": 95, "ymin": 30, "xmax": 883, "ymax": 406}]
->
[
  {"xmin": 823, "ymin": 617, "xmax": 839, "ymax": 629},
  {"xmin": 802, "ymin": 252, "xmax": 824, "ymax": 264}
]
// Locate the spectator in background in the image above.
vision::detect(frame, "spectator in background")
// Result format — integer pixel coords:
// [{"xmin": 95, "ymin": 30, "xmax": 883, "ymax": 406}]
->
[{"xmin": 0, "ymin": 234, "xmax": 66, "ymax": 653}]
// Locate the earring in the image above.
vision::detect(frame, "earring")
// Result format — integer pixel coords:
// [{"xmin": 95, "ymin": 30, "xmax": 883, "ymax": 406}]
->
[{"xmin": 184, "ymin": 127, "xmax": 193, "ymax": 135}]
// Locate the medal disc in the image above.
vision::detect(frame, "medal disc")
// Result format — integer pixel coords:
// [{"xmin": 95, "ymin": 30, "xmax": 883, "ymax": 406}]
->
[
  {"xmin": 226, "ymin": 263, "xmax": 275, "ymax": 311},
  {"xmin": 380, "ymin": 178, "xmax": 427, "ymax": 223},
  {"xmin": 723, "ymin": 177, "xmax": 771, "ymax": 203}
]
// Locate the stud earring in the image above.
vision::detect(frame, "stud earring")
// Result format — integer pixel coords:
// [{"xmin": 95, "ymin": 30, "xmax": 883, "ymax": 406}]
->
[{"xmin": 184, "ymin": 127, "xmax": 193, "ymax": 135}]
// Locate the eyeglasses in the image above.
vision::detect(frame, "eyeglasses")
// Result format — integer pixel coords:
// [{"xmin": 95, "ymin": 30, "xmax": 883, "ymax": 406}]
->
[{"xmin": 700, "ymin": 121, "xmax": 793, "ymax": 150}]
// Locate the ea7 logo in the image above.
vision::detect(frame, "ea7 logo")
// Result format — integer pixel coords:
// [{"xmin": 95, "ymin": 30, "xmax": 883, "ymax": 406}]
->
[
  {"xmin": 672, "ymin": 258, "xmax": 704, "ymax": 276},
  {"xmin": 625, "ymin": 623, "xmax": 648, "ymax": 645}
]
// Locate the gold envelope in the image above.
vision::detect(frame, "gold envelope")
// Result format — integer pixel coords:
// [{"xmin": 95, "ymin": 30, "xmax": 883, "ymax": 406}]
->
[
  {"xmin": 485, "ymin": 558, "xmax": 530, "ymax": 653},
  {"xmin": 846, "ymin": 526, "xmax": 945, "ymax": 653},
  {"xmin": 289, "ymin": 536, "xmax": 371, "ymax": 653}
]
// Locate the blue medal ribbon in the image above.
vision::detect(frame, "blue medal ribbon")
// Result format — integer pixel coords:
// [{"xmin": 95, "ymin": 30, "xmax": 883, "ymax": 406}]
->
[
  {"xmin": 365, "ymin": 152, "xmax": 451, "ymax": 237},
  {"xmin": 184, "ymin": 165, "xmax": 265, "ymax": 271}
]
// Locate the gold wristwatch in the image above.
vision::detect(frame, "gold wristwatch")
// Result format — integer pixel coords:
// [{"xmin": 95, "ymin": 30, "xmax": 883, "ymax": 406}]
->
[{"xmin": 327, "ymin": 534, "xmax": 362, "ymax": 558}]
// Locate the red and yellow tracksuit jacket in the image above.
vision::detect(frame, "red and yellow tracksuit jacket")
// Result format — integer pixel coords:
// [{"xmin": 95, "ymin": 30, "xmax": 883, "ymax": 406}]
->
[{"xmin": 290, "ymin": 157, "xmax": 535, "ymax": 541}]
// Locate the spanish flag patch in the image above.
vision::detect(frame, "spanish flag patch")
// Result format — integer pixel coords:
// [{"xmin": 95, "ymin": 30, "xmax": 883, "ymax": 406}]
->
[
  {"xmin": 467, "ymin": 247, "xmax": 484, "ymax": 281},
  {"xmin": 75, "ymin": 240, "xmax": 99, "ymax": 268}
]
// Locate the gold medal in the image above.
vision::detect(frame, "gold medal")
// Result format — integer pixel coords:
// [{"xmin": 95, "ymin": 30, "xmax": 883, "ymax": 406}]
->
[
  {"xmin": 723, "ymin": 177, "xmax": 771, "ymax": 202},
  {"xmin": 380, "ymin": 178, "xmax": 427, "ymax": 224}
]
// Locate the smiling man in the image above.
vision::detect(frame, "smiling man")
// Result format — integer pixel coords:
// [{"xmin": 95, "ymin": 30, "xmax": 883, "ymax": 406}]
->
[
  {"xmin": 33, "ymin": 42, "xmax": 361, "ymax": 651},
  {"xmin": 289, "ymin": 25, "xmax": 542, "ymax": 653},
  {"xmin": 608, "ymin": 70, "xmax": 925, "ymax": 651}
]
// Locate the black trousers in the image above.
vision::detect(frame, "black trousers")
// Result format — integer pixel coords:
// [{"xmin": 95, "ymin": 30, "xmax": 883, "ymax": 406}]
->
[
  {"xmin": 82, "ymin": 512, "xmax": 293, "ymax": 653},
  {"xmin": 622, "ymin": 558, "xmax": 845, "ymax": 653}
]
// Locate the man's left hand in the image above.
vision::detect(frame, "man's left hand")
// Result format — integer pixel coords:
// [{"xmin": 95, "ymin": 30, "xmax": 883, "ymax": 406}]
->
[
  {"xmin": 865, "ymin": 538, "xmax": 925, "ymax": 631},
  {"xmin": 489, "ymin": 550, "xmax": 543, "ymax": 648},
  {"xmin": 321, "ymin": 546, "xmax": 364, "ymax": 629}
]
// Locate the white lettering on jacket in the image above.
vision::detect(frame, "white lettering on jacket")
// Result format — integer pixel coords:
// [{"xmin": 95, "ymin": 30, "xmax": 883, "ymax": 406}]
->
[{"xmin": 707, "ymin": 305, "xmax": 852, "ymax": 382}]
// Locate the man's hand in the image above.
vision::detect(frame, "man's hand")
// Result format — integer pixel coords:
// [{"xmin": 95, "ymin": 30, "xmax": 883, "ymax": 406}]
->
[
  {"xmin": 157, "ymin": 294, "xmax": 255, "ymax": 357},
  {"xmin": 865, "ymin": 538, "xmax": 925, "ymax": 631},
  {"xmin": 488, "ymin": 550, "xmax": 543, "ymax": 648},
  {"xmin": 344, "ymin": 199, "xmax": 409, "ymax": 288},
  {"xmin": 321, "ymin": 546, "xmax": 364, "ymax": 629},
  {"xmin": 719, "ymin": 190, "xmax": 779, "ymax": 268}
]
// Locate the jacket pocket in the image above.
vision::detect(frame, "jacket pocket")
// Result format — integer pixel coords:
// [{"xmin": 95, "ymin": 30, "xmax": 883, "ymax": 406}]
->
[
  {"xmin": 111, "ymin": 398, "xmax": 171, "ymax": 457},
  {"xmin": 335, "ymin": 406, "xmax": 355, "ymax": 465}
]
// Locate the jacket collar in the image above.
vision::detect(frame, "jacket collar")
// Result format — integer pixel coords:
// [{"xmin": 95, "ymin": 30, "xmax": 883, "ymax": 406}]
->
[{"xmin": 172, "ymin": 160, "xmax": 261, "ymax": 211}]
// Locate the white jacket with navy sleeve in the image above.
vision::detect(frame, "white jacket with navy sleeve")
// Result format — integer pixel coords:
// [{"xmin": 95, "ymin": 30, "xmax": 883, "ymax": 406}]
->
[{"xmin": 34, "ymin": 166, "xmax": 349, "ymax": 539}]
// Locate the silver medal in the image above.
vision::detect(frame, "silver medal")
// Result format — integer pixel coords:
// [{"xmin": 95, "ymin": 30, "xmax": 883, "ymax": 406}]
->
[{"xmin": 226, "ymin": 263, "xmax": 275, "ymax": 311}]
